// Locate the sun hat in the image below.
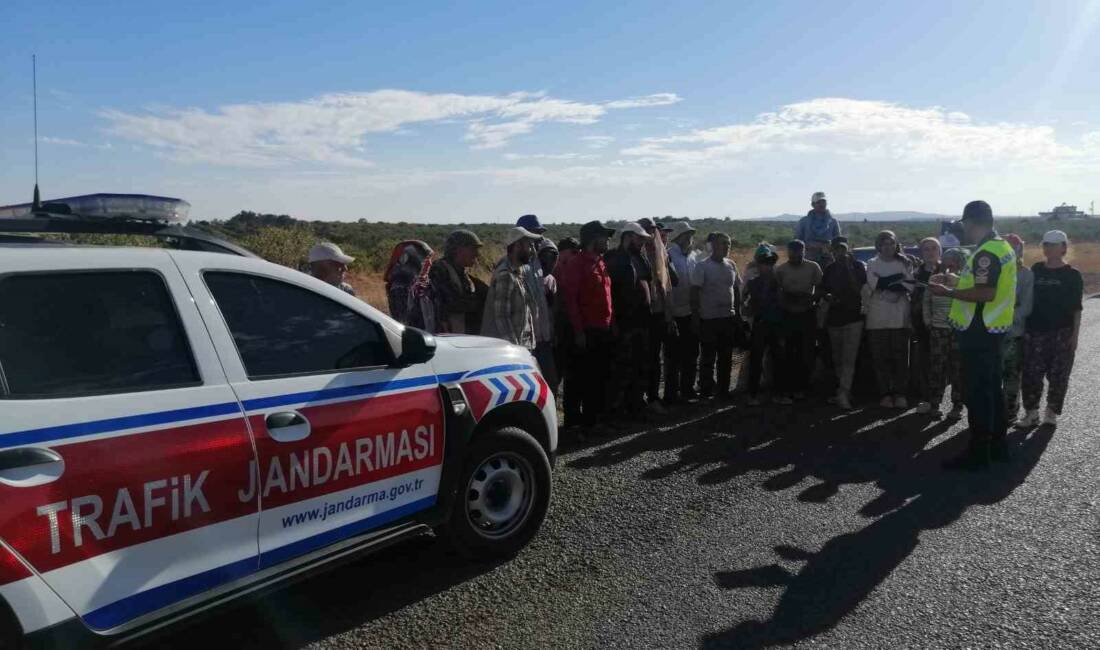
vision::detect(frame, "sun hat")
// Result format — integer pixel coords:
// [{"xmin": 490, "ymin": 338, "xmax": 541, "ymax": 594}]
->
[
  {"xmin": 667, "ymin": 220, "xmax": 695, "ymax": 241},
  {"xmin": 1042, "ymin": 230, "xmax": 1069, "ymax": 245},
  {"xmin": 516, "ymin": 214, "xmax": 546, "ymax": 234},
  {"xmin": 504, "ymin": 226, "xmax": 541, "ymax": 247},
  {"xmin": 619, "ymin": 222, "xmax": 653, "ymax": 239},
  {"xmin": 308, "ymin": 242, "xmax": 354, "ymax": 264}
]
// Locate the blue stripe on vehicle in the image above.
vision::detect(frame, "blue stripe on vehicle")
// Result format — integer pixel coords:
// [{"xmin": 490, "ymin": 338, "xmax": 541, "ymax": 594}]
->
[
  {"xmin": 258, "ymin": 496, "xmax": 436, "ymax": 568},
  {"xmin": 82, "ymin": 554, "xmax": 258, "ymax": 630},
  {"xmin": 0, "ymin": 402, "xmax": 242, "ymax": 451},
  {"xmin": 240, "ymin": 374, "xmax": 441, "ymax": 411},
  {"xmin": 462, "ymin": 364, "xmax": 533, "ymax": 379},
  {"xmin": 0, "ymin": 365, "xmax": 515, "ymax": 448},
  {"xmin": 489, "ymin": 377, "xmax": 510, "ymax": 406},
  {"xmin": 80, "ymin": 496, "xmax": 437, "ymax": 630},
  {"xmin": 519, "ymin": 373, "xmax": 537, "ymax": 401}
]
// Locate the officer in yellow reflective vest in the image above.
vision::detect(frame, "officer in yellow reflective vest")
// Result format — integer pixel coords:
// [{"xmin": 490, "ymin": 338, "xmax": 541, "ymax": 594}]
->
[{"xmin": 930, "ymin": 201, "xmax": 1017, "ymax": 470}]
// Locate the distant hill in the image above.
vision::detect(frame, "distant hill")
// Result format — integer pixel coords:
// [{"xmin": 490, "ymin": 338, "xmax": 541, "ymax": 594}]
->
[{"xmin": 762, "ymin": 211, "xmax": 954, "ymax": 222}]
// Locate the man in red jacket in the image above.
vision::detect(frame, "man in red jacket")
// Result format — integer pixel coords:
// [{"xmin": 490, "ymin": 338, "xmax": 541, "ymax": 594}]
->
[{"xmin": 563, "ymin": 220, "xmax": 616, "ymax": 434}]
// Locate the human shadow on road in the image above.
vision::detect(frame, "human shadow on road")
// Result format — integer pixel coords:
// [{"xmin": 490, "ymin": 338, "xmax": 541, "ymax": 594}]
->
[
  {"xmin": 134, "ymin": 535, "xmax": 504, "ymax": 650},
  {"xmin": 702, "ymin": 425, "xmax": 1054, "ymax": 649}
]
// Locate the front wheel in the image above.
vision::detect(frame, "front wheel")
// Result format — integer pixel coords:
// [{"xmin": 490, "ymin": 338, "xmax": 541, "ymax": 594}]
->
[{"xmin": 441, "ymin": 426, "xmax": 552, "ymax": 560}]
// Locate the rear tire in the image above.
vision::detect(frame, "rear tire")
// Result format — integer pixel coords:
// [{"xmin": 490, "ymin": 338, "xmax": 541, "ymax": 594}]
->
[{"xmin": 442, "ymin": 426, "xmax": 552, "ymax": 560}]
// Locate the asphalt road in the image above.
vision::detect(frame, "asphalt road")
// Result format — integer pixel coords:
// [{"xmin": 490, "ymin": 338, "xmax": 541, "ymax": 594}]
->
[{"xmin": 144, "ymin": 302, "xmax": 1100, "ymax": 649}]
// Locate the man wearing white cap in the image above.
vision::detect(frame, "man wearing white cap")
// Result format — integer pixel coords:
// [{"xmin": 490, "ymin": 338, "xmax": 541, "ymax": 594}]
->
[
  {"xmin": 481, "ymin": 227, "xmax": 542, "ymax": 353},
  {"xmin": 795, "ymin": 192, "xmax": 842, "ymax": 267},
  {"xmin": 308, "ymin": 241, "xmax": 357, "ymax": 296}
]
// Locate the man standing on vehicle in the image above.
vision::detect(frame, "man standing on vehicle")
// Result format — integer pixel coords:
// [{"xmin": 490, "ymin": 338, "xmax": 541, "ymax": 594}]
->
[
  {"xmin": 795, "ymin": 192, "xmax": 842, "ymax": 267},
  {"xmin": 516, "ymin": 214, "xmax": 558, "ymax": 389},
  {"xmin": 564, "ymin": 221, "xmax": 617, "ymax": 434},
  {"xmin": 930, "ymin": 200, "xmax": 1017, "ymax": 470},
  {"xmin": 429, "ymin": 229, "xmax": 487, "ymax": 334},
  {"xmin": 308, "ymin": 241, "xmax": 357, "ymax": 296},
  {"xmin": 482, "ymin": 227, "xmax": 541, "ymax": 353}
]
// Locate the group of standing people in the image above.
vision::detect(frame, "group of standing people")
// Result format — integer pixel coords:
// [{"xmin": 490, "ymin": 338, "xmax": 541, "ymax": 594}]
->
[{"xmin": 313, "ymin": 194, "xmax": 1084, "ymax": 470}]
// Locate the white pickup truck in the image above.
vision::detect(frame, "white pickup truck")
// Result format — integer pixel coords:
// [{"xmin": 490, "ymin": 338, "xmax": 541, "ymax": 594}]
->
[{"xmin": 0, "ymin": 221, "xmax": 556, "ymax": 648}]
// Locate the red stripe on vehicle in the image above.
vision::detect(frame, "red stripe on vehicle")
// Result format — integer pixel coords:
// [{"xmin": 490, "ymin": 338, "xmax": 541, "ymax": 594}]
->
[
  {"xmin": 534, "ymin": 373, "xmax": 549, "ymax": 409},
  {"xmin": 505, "ymin": 375, "xmax": 525, "ymax": 402},
  {"xmin": 249, "ymin": 387, "xmax": 444, "ymax": 509},
  {"xmin": 460, "ymin": 380, "xmax": 492, "ymax": 421},
  {"xmin": 0, "ymin": 417, "xmax": 256, "ymax": 573},
  {"xmin": 0, "ymin": 545, "xmax": 31, "ymax": 587}
]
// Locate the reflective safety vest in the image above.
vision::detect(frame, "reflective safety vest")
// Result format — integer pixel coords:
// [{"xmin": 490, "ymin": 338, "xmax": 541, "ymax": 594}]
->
[{"xmin": 948, "ymin": 237, "xmax": 1017, "ymax": 333}]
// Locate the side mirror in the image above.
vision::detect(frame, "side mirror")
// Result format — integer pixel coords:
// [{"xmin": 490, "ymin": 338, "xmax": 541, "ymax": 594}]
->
[{"xmin": 397, "ymin": 327, "xmax": 437, "ymax": 366}]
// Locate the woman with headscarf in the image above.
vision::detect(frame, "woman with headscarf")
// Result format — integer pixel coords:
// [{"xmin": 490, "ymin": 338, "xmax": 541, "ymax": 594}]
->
[
  {"xmin": 383, "ymin": 240, "xmax": 433, "ymax": 325},
  {"xmin": 864, "ymin": 230, "xmax": 915, "ymax": 409}
]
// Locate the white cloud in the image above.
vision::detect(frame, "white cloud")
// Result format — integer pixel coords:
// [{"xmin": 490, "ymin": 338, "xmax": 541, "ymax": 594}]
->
[
  {"xmin": 622, "ymin": 98, "xmax": 1079, "ymax": 168},
  {"xmin": 502, "ymin": 152, "xmax": 599, "ymax": 161},
  {"xmin": 102, "ymin": 89, "xmax": 679, "ymax": 164},
  {"xmin": 580, "ymin": 135, "xmax": 616, "ymax": 149},
  {"xmin": 41, "ymin": 136, "xmax": 86, "ymax": 146},
  {"xmin": 603, "ymin": 93, "xmax": 683, "ymax": 109}
]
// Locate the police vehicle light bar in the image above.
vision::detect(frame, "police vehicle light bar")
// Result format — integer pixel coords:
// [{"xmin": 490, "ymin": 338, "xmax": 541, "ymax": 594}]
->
[{"xmin": 0, "ymin": 193, "xmax": 190, "ymax": 223}]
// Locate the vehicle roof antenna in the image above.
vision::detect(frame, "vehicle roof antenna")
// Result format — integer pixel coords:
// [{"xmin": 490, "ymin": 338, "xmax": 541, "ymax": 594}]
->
[{"xmin": 31, "ymin": 53, "xmax": 41, "ymax": 211}]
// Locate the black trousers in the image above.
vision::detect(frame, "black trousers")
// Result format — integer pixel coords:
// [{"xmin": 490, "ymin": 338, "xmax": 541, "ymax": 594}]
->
[
  {"xmin": 748, "ymin": 320, "xmax": 784, "ymax": 396},
  {"xmin": 575, "ymin": 327, "xmax": 614, "ymax": 426},
  {"xmin": 958, "ymin": 326, "xmax": 1007, "ymax": 445},
  {"xmin": 699, "ymin": 317, "xmax": 736, "ymax": 396},
  {"xmin": 782, "ymin": 310, "xmax": 817, "ymax": 393},
  {"xmin": 667, "ymin": 315, "xmax": 699, "ymax": 400},
  {"xmin": 646, "ymin": 313, "xmax": 672, "ymax": 402}
]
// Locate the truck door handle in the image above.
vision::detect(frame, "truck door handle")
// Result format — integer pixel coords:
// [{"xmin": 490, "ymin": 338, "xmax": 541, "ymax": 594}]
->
[
  {"xmin": 265, "ymin": 411, "xmax": 311, "ymax": 443},
  {"xmin": 0, "ymin": 447, "xmax": 62, "ymax": 471},
  {"xmin": 0, "ymin": 447, "xmax": 65, "ymax": 488}
]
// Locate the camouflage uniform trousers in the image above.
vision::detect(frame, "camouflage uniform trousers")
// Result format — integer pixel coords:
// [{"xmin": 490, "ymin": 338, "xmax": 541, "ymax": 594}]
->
[
  {"xmin": 1001, "ymin": 335, "xmax": 1024, "ymax": 418},
  {"xmin": 1022, "ymin": 327, "xmax": 1077, "ymax": 415},
  {"xmin": 926, "ymin": 326, "xmax": 963, "ymax": 408}
]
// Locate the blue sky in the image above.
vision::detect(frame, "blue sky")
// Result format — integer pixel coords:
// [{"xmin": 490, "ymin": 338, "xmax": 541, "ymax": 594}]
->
[{"xmin": 2, "ymin": 0, "xmax": 1098, "ymax": 222}]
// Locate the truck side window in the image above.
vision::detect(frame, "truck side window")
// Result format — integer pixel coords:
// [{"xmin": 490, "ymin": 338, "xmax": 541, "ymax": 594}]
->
[
  {"xmin": 204, "ymin": 272, "xmax": 394, "ymax": 379},
  {"xmin": 0, "ymin": 271, "xmax": 200, "ymax": 398}
]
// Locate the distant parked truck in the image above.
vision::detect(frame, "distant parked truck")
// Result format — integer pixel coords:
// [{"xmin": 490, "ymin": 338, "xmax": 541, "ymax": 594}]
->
[{"xmin": 1039, "ymin": 203, "xmax": 1090, "ymax": 220}]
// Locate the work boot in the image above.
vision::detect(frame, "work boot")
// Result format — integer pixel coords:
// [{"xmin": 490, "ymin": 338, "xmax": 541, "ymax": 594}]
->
[{"xmin": 944, "ymin": 438, "xmax": 991, "ymax": 471}]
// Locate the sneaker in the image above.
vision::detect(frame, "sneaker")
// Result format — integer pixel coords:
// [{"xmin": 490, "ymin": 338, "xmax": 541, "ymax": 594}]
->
[
  {"xmin": 1017, "ymin": 410, "xmax": 1040, "ymax": 428},
  {"xmin": 1042, "ymin": 408, "xmax": 1058, "ymax": 427},
  {"xmin": 773, "ymin": 395, "xmax": 794, "ymax": 405},
  {"xmin": 879, "ymin": 396, "xmax": 894, "ymax": 408},
  {"xmin": 894, "ymin": 396, "xmax": 909, "ymax": 410},
  {"xmin": 837, "ymin": 391, "xmax": 852, "ymax": 410},
  {"xmin": 946, "ymin": 405, "xmax": 965, "ymax": 421},
  {"xmin": 915, "ymin": 401, "xmax": 932, "ymax": 414},
  {"xmin": 746, "ymin": 395, "xmax": 761, "ymax": 407}
]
